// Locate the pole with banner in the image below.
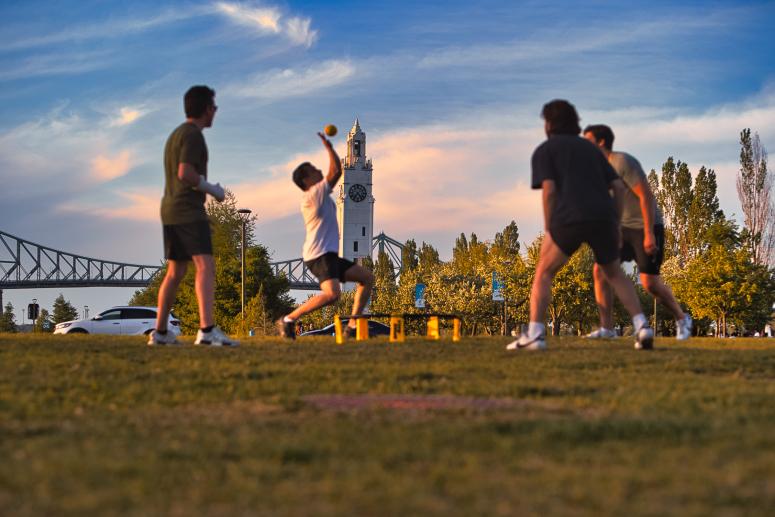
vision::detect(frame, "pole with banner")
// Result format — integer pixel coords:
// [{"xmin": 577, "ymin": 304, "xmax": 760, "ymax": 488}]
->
[
  {"xmin": 414, "ymin": 283, "xmax": 426, "ymax": 310},
  {"xmin": 492, "ymin": 272, "xmax": 505, "ymax": 335}
]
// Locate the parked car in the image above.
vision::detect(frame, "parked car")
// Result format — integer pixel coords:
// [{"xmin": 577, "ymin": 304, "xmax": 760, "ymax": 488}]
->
[
  {"xmin": 300, "ymin": 318, "xmax": 390, "ymax": 337},
  {"xmin": 53, "ymin": 306, "xmax": 181, "ymax": 336}
]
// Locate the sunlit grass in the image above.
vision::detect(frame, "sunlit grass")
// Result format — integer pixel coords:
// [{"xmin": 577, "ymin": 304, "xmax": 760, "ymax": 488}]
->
[{"xmin": 1, "ymin": 333, "xmax": 774, "ymax": 516}]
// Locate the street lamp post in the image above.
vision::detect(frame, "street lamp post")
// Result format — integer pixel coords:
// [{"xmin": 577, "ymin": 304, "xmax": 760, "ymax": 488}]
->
[{"xmin": 237, "ymin": 209, "xmax": 252, "ymax": 333}]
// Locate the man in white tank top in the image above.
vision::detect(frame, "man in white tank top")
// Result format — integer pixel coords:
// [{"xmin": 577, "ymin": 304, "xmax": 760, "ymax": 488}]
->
[{"xmin": 276, "ymin": 133, "xmax": 374, "ymax": 339}]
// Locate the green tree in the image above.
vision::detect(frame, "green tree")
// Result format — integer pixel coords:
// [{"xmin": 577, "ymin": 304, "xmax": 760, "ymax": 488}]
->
[
  {"xmin": 737, "ymin": 128, "xmax": 774, "ymax": 266},
  {"xmin": 655, "ymin": 158, "xmax": 693, "ymax": 262},
  {"xmin": 401, "ymin": 239, "xmax": 419, "ymax": 272},
  {"xmin": 34, "ymin": 308, "xmax": 53, "ymax": 333},
  {"xmin": 371, "ymin": 250, "xmax": 399, "ymax": 315},
  {"xmin": 672, "ymin": 245, "xmax": 774, "ymax": 336},
  {"xmin": 0, "ymin": 302, "xmax": 18, "ymax": 333},
  {"xmin": 52, "ymin": 294, "xmax": 79, "ymax": 324},
  {"xmin": 130, "ymin": 191, "xmax": 293, "ymax": 334},
  {"xmin": 687, "ymin": 166, "xmax": 723, "ymax": 258}
]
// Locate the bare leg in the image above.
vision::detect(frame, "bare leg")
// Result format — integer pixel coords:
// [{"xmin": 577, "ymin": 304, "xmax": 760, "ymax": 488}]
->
[
  {"xmin": 592, "ymin": 263, "xmax": 614, "ymax": 329},
  {"xmin": 598, "ymin": 260, "xmax": 645, "ymax": 318},
  {"xmin": 155, "ymin": 260, "xmax": 188, "ymax": 332},
  {"xmin": 287, "ymin": 279, "xmax": 341, "ymax": 321},
  {"xmin": 191, "ymin": 254, "xmax": 215, "ymax": 328},
  {"xmin": 529, "ymin": 234, "xmax": 571, "ymax": 322},
  {"xmin": 344, "ymin": 265, "xmax": 374, "ymax": 323},
  {"xmin": 641, "ymin": 273, "xmax": 685, "ymax": 321}
]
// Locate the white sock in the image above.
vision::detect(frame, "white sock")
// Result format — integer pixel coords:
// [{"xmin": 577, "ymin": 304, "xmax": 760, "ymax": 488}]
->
[
  {"xmin": 528, "ymin": 322, "xmax": 545, "ymax": 338},
  {"xmin": 632, "ymin": 313, "xmax": 648, "ymax": 331},
  {"xmin": 283, "ymin": 316, "xmax": 294, "ymax": 323}
]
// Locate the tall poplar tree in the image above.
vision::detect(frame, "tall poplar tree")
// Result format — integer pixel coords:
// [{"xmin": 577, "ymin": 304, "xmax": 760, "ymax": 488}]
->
[{"xmin": 737, "ymin": 128, "xmax": 774, "ymax": 266}]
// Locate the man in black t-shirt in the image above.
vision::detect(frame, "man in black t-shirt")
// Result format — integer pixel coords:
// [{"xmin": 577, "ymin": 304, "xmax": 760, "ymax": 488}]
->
[
  {"xmin": 506, "ymin": 100, "xmax": 653, "ymax": 351},
  {"xmin": 148, "ymin": 85, "xmax": 238, "ymax": 347}
]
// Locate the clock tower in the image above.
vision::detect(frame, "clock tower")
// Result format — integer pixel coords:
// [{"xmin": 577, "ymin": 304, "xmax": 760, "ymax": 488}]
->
[{"xmin": 337, "ymin": 118, "xmax": 374, "ymax": 262}]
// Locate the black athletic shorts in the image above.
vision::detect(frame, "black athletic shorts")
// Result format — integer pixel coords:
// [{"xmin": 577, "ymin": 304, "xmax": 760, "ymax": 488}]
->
[
  {"xmin": 163, "ymin": 221, "xmax": 213, "ymax": 261},
  {"xmin": 305, "ymin": 252, "xmax": 355, "ymax": 283},
  {"xmin": 550, "ymin": 220, "xmax": 619, "ymax": 265},
  {"xmin": 621, "ymin": 224, "xmax": 665, "ymax": 275}
]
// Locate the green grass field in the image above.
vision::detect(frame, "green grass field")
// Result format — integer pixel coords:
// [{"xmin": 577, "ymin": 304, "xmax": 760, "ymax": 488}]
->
[{"xmin": 1, "ymin": 333, "xmax": 774, "ymax": 516}]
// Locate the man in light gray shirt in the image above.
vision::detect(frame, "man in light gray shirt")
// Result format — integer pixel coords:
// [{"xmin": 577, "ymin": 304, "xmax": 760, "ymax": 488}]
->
[
  {"xmin": 276, "ymin": 132, "xmax": 374, "ymax": 339},
  {"xmin": 583, "ymin": 124, "xmax": 692, "ymax": 340}
]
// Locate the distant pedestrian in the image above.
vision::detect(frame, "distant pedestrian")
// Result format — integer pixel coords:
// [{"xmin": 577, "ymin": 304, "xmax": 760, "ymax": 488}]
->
[
  {"xmin": 507, "ymin": 100, "xmax": 654, "ymax": 351},
  {"xmin": 148, "ymin": 85, "xmax": 239, "ymax": 347},
  {"xmin": 276, "ymin": 133, "xmax": 374, "ymax": 339},
  {"xmin": 582, "ymin": 124, "xmax": 692, "ymax": 340}
]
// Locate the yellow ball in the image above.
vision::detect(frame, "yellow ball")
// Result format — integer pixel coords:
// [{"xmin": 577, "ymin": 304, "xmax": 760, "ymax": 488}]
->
[{"xmin": 324, "ymin": 124, "xmax": 337, "ymax": 137}]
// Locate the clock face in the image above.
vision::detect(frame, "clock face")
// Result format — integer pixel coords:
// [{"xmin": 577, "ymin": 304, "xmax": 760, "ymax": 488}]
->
[{"xmin": 348, "ymin": 184, "xmax": 368, "ymax": 202}]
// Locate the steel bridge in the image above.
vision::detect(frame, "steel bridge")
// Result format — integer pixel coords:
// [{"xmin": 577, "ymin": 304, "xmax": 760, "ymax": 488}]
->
[
  {"xmin": 0, "ymin": 230, "xmax": 162, "ymax": 290},
  {"xmin": 269, "ymin": 232, "xmax": 406, "ymax": 290},
  {"xmin": 0, "ymin": 230, "xmax": 407, "ymax": 293}
]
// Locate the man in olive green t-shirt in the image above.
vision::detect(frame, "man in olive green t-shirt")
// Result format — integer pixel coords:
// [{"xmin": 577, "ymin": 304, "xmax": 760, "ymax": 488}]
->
[
  {"xmin": 583, "ymin": 124, "xmax": 692, "ymax": 341},
  {"xmin": 148, "ymin": 85, "xmax": 238, "ymax": 347}
]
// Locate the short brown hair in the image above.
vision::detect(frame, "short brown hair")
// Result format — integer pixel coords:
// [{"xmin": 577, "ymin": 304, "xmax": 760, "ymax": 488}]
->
[
  {"xmin": 541, "ymin": 99, "xmax": 581, "ymax": 136},
  {"xmin": 583, "ymin": 124, "xmax": 615, "ymax": 150},
  {"xmin": 292, "ymin": 162, "xmax": 314, "ymax": 190},
  {"xmin": 184, "ymin": 85, "xmax": 215, "ymax": 118}
]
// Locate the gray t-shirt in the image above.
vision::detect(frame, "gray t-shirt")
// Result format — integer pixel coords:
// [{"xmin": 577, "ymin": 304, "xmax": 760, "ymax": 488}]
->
[
  {"xmin": 301, "ymin": 179, "xmax": 339, "ymax": 262},
  {"xmin": 609, "ymin": 151, "xmax": 663, "ymax": 229}
]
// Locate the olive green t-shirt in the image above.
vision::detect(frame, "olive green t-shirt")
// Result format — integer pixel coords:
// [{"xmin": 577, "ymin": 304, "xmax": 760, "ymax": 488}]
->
[
  {"xmin": 609, "ymin": 151, "xmax": 664, "ymax": 230},
  {"xmin": 160, "ymin": 122, "xmax": 208, "ymax": 225}
]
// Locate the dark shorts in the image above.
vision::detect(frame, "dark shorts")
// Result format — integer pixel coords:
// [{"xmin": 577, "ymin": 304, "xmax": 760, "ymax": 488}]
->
[
  {"xmin": 163, "ymin": 221, "xmax": 212, "ymax": 261},
  {"xmin": 621, "ymin": 225, "xmax": 665, "ymax": 275},
  {"xmin": 305, "ymin": 252, "xmax": 355, "ymax": 283},
  {"xmin": 550, "ymin": 220, "xmax": 619, "ymax": 265}
]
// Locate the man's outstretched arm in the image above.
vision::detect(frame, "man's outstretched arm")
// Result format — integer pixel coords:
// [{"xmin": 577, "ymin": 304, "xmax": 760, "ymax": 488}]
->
[{"xmin": 318, "ymin": 132, "xmax": 342, "ymax": 188}]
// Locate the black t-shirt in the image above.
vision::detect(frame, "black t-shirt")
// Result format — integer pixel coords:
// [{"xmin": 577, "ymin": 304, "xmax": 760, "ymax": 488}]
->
[{"xmin": 531, "ymin": 134, "xmax": 619, "ymax": 227}]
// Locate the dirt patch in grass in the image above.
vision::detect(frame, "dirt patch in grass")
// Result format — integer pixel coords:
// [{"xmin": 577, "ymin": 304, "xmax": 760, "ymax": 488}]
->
[{"xmin": 302, "ymin": 394, "xmax": 579, "ymax": 415}]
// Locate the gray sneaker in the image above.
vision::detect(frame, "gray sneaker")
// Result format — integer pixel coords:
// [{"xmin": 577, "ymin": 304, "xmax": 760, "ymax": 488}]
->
[
  {"xmin": 506, "ymin": 333, "xmax": 547, "ymax": 351},
  {"xmin": 585, "ymin": 327, "xmax": 616, "ymax": 339},
  {"xmin": 634, "ymin": 326, "xmax": 654, "ymax": 350},
  {"xmin": 147, "ymin": 330, "xmax": 180, "ymax": 346},
  {"xmin": 676, "ymin": 315, "xmax": 693, "ymax": 340},
  {"xmin": 276, "ymin": 318, "xmax": 296, "ymax": 340},
  {"xmin": 194, "ymin": 326, "xmax": 239, "ymax": 347}
]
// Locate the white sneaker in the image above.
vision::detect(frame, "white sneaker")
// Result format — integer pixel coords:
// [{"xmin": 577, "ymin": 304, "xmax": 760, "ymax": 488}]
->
[
  {"xmin": 676, "ymin": 315, "xmax": 693, "ymax": 340},
  {"xmin": 506, "ymin": 333, "xmax": 547, "ymax": 351},
  {"xmin": 584, "ymin": 327, "xmax": 616, "ymax": 339},
  {"xmin": 147, "ymin": 330, "xmax": 180, "ymax": 346},
  {"xmin": 195, "ymin": 326, "xmax": 240, "ymax": 347},
  {"xmin": 634, "ymin": 326, "xmax": 654, "ymax": 350}
]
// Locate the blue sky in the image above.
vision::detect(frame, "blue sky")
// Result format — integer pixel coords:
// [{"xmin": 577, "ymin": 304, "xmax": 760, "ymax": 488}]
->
[{"xmin": 1, "ymin": 0, "xmax": 774, "ymax": 320}]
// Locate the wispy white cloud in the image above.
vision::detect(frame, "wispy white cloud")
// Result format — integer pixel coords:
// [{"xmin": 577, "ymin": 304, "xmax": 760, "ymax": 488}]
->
[
  {"xmin": 227, "ymin": 59, "xmax": 355, "ymax": 100},
  {"xmin": 417, "ymin": 11, "xmax": 731, "ymax": 70},
  {"xmin": 0, "ymin": 50, "xmax": 113, "ymax": 81},
  {"xmin": 91, "ymin": 150, "xmax": 134, "ymax": 181},
  {"xmin": 214, "ymin": 1, "xmax": 317, "ymax": 48},
  {"xmin": 108, "ymin": 106, "xmax": 150, "ymax": 127},
  {"xmin": 0, "ymin": 9, "xmax": 209, "ymax": 52},
  {"xmin": 57, "ymin": 188, "xmax": 160, "ymax": 221}
]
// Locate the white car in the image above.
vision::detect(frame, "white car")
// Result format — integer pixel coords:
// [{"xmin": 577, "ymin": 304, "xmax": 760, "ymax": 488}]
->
[{"xmin": 53, "ymin": 306, "xmax": 181, "ymax": 336}]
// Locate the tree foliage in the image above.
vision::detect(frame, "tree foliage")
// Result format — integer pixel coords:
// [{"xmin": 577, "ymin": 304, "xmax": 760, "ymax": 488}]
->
[
  {"xmin": 737, "ymin": 128, "xmax": 774, "ymax": 266},
  {"xmin": 52, "ymin": 294, "xmax": 79, "ymax": 324},
  {"xmin": 0, "ymin": 302, "xmax": 18, "ymax": 333},
  {"xmin": 130, "ymin": 191, "xmax": 294, "ymax": 334}
]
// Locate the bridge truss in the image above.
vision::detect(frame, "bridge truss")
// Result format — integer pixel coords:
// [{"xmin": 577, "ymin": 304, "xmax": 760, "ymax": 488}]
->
[
  {"xmin": 0, "ymin": 229, "xmax": 407, "ymax": 293},
  {"xmin": 269, "ymin": 232, "xmax": 407, "ymax": 290},
  {"xmin": 0, "ymin": 230, "xmax": 162, "ymax": 290}
]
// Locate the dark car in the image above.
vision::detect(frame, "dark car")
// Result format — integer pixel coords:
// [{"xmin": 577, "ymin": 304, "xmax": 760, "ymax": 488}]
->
[{"xmin": 300, "ymin": 318, "xmax": 390, "ymax": 337}]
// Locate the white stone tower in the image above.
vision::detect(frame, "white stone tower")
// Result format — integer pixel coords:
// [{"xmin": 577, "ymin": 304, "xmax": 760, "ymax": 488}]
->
[{"xmin": 337, "ymin": 118, "xmax": 374, "ymax": 262}]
